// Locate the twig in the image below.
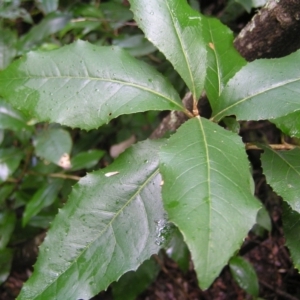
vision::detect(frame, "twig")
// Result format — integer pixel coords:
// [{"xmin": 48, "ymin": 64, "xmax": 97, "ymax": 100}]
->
[
  {"xmin": 246, "ymin": 143, "xmax": 296, "ymax": 151},
  {"xmin": 49, "ymin": 173, "xmax": 81, "ymax": 181}
]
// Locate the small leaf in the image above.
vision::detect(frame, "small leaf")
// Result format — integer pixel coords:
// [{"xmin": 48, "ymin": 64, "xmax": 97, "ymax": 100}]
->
[
  {"xmin": 282, "ymin": 202, "xmax": 300, "ymax": 271},
  {"xmin": 22, "ymin": 179, "xmax": 63, "ymax": 226},
  {"xmin": 0, "ymin": 148, "xmax": 23, "ymax": 182},
  {"xmin": 0, "ymin": 211, "xmax": 16, "ymax": 249},
  {"xmin": 0, "ymin": 28, "xmax": 17, "ymax": 70},
  {"xmin": 261, "ymin": 147, "xmax": 300, "ymax": 213},
  {"xmin": 0, "ymin": 41, "xmax": 184, "ymax": 130},
  {"xmin": 112, "ymin": 257, "xmax": 160, "ymax": 300},
  {"xmin": 0, "ymin": 99, "xmax": 31, "ymax": 132},
  {"xmin": 70, "ymin": 150, "xmax": 105, "ymax": 171},
  {"xmin": 17, "ymin": 12, "xmax": 71, "ymax": 52},
  {"xmin": 159, "ymin": 118, "xmax": 260, "ymax": 289},
  {"xmin": 34, "ymin": 129, "xmax": 72, "ymax": 168},
  {"xmin": 0, "ymin": 248, "xmax": 13, "ymax": 284},
  {"xmin": 18, "ymin": 140, "xmax": 166, "ymax": 300},
  {"xmin": 202, "ymin": 16, "xmax": 246, "ymax": 108},
  {"xmin": 129, "ymin": 0, "xmax": 207, "ymax": 99},
  {"xmin": 256, "ymin": 206, "xmax": 271, "ymax": 232},
  {"xmin": 272, "ymin": 112, "xmax": 300, "ymax": 138},
  {"xmin": 229, "ymin": 256, "xmax": 259, "ymax": 296},
  {"xmin": 212, "ymin": 50, "xmax": 300, "ymax": 122},
  {"xmin": 35, "ymin": 0, "xmax": 58, "ymax": 14},
  {"xmin": 165, "ymin": 227, "xmax": 190, "ymax": 272}
]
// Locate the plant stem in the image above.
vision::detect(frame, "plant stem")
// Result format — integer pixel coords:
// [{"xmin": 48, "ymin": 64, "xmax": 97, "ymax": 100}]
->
[{"xmin": 246, "ymin": 143, "xmax": 296, "ymax": 150}]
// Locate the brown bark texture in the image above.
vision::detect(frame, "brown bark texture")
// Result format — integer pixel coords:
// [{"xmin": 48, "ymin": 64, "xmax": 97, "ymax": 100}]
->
[{"xmin": 234, "ymin": 0, "xmax": 300, "ymax": 61}]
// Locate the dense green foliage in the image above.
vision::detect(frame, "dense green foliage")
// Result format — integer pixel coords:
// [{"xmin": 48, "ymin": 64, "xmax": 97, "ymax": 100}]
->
[{"xmin": 0, "ymin": 0, "xmax": 300, "ymax": 299}]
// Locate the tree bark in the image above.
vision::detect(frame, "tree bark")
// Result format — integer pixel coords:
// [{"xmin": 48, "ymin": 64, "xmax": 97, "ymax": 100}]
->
[{"xmin": 234, "ymin": 0, "xmax": 300, "ymax": 61}]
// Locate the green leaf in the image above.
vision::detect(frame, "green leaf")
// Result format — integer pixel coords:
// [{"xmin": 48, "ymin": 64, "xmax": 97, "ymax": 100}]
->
[
  {"xmin": 35, "ymin": 0, "xmax": 58, "ymax": 14},
  {"xmin": 0, "ymin": 211, "xmax": 16, "ymax": 249},
  {"xmin": 0, "ymin": 40, "xmax": 184, "ymax": 130},
  {"xmin": 0, "ymin": 99, "xmax": 31, "ymax": 132},
  {"xmin": 129, "ymin": 0, "xmax": 207, "ymax": 99},
  {"xmin": 0, "ymin": 28, "xmax": 17, "ymax": 70},
  {"xmin": 18, "ymin": 140, "xmax": 166, "ymax": 300},
  {"xmin": 282, "ymin": 202, "xmax": 300, "ymax": 271},
  {"xmin": 0, "ymin": 248, "xmax": 13, "ymax": 284},
  {"xmin": 165, "ymin": 227, "xmax": 190, "ymax": 272},
  {"xmin": 229, "ymin": 256, "xmax": 259, "ymax": 296},
  {"xmin": 212, "ymin": 50, "xmax": 300, "ymax": 122},
  {"xmin": 22, "ymin": 179, "xmax": 63, "ymax": 226},
  {"xmin": 113, "ymin": 34, "xmax": 157, "ymax": 57},
  {"xmin": 202, "ymin": 16, "xmax": 246, "ymax": 108},
  {"xmin": 256, "ymin": 206, "xmax": 271, "ymax": 232},
  {"xmin": 271, "ymin": 112, "xmax": 300, "ymax": 138},
  {"xmin": 101, "ymin": 2, "xmax": 133, "ymax": 29},
  {"xmin": 112, "ymin": 257, "xmax": 160, "ymax": 300},
  {"xmin": 261, "ymin": 147, "xmax": 300, "ymax": 213},
  {"xmin": 70, "ymin": 150, "xmax": 105, "ymax": 171},
  {"xmin": 34, "ymin": 128, "xmax": 72, "ymax": 168},
  {"xmin": 0, "ymin": 148, "xmax": 23, "ymax": 182},
  {"xmin": 17, "ymin": 12, "xmax": 71, "ymax": 53},
  {"xmin": 159, "ymin": 118, "xmax": 260, "ymax": 289},
  {"xmin": 0, "ymin": 184, "xmax": 14, "ymax": 206}
]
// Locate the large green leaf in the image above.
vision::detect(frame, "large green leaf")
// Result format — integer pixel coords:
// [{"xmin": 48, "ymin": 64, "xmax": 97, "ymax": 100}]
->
[
  {"xmin": 34, "ymin": 128, "xmax": 72, "ymax": 168},
  {"xmin": 282, "ymin": 202, "xmax": 300, "ymax": 271},
  {"xmin": 18, "ymin": 140, "xmax": 167, "ymax": 300},
  {"xmin": 202, "ymin": 16, "xmax": 246, "ymax": 108},
  {"xmin": 129, "ymin": 0, "xmax": 207, "ymax": 99},
  {"xmin": 212, "ymin": 50, "xmax": 300, "ymax": 122},
  {"xmin": 0, "ymin": 41, "xmax": 184, "ymax": 130},
  {"xmin": 261, "ymin": 147, "xmax": 300, "ymax": 213},
  {"xmin": 159, "ymin": 118, "xmax": 260, "ymax": 289}
]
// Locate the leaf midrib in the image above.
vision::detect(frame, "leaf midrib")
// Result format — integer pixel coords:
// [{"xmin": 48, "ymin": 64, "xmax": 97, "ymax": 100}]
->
[
  {"xmin": 31, "ymin": 167, "xmax": 160, "ymax": 299},
  {"xmin": 1, "ymin": 75, "xmax": 184, "ymax": 111},
  {"xmin": 165, "ymin": 1, "xmax": 196, "ymax": 98}
]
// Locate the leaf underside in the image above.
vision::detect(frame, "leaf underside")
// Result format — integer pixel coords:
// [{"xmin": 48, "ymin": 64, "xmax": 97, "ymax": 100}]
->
[
  {"xmin": 18, "ymin": 140, "xmax": 166, "ymax": 300},
  {"xmin": 159, "ymin": 117, "xmax": 260, "ymax": 289},
  {"xmin": 0, "ymin": 40, "xmax": 184, "ymax": 130}
]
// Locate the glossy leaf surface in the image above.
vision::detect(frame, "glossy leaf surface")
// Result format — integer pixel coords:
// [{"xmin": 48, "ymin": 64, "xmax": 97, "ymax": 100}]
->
[
  {"xmin": 282, "ymin": 202, "xmax": 300, "ymax": 271},
  {"xmin": 22, "ymin": 179, "xmax": 63, "ymax": 226},
  {"xmin": 229, "ymin": 256, "xmax": 259, "ymax": 296},
  {"xmin": 261, "ymin": 147, "xmax": 300, "ymax": 213},
  {"xmin": 212, "ymin": 50, "xmax": 300, "ymax": 122},
  {"xmin": 18, "ymin": 140, "xmax": 166, "ymax": 300},
  {"xmin": 34, "ymin": 129, "xmax": 72, "ymax": 168},
  {"xmin": 202, "ymin": 16, "xmax": 246, "ymax": 108},
  {"xmin": 0, "ymin": 41, "xmax": 184, "ymax": 130},
  {"xmin": 129, "ymin": 0, "xmax": 207, "ymax": 99},
  {"xmin": 159, "ymin": 118, "xmax": 260, "ymax": 288}
]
